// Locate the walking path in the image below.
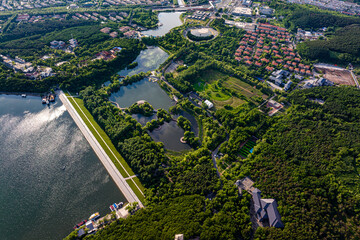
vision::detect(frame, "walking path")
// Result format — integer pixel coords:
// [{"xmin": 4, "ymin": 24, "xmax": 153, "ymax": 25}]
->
[
  {"xmin": 125, "ymin": 175, "xmax": 137, "ymax": 180},
  {"xmin": 59, "ymin": 91, "xmax": 143, "ymax": 207}
]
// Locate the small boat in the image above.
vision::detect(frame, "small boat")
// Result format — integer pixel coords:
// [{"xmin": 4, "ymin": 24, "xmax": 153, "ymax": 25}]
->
[
  {"xmin": 109, "ymin": 203, "xmax": 118, "ymax": 211},
  {"xmin": 62, "ymin": 166, "xmax": 66, "ymax": 170},
  {"xmin": 46, "ymin": 99, "xmax": 50, "ymax": 105},
  {"xmin": 42, "ymin": 97, "xmax": 47, "ymax": 104},
  {"xmin": 49, "ymin": 94, "xmax": 55, "ymax": 102},
  {"xmin": 109, "ymin": 205, "xmax": 115, "ymax": 212},
  {"xmin": 21, "ymin": 94, "xmax": 26, "ymax": 98},
  {"xmin": 118, "ymin": 202, "xmax": 124, "ymax": 208},
  {"xmin": 89, "ymin": 212, "xmax": 100, "ymax": 221},
  {"xmin": 73, "ymin": 219, "xmax": 87, "ymax": 229}
]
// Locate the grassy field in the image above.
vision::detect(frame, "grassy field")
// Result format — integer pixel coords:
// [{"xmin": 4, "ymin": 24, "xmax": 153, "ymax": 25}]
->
[
  {"xmin": 223, "ymin": 77, "xmax": 268, "ymax": 104},
  {"xmin": 66, "ymin": 95, "xmax": 145, "ymax": 202},
  {"xmin": 193, "ymin": 70, "xmax": 267, "ymax": 108}
]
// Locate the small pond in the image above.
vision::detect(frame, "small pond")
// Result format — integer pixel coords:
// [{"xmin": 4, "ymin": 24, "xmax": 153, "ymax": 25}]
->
[
  {"xmin": 131, "ymin": 109, "xmax": 199, "ymax": 152},
  {"xmin": 118, "ymin": 47, "xmax": 169, "ymax": 77},
  {"xmin": 109, "ymin": 78, "xmax": 175, "ymax": 110},
  {"xmin": 150, "ymin": 120, "xmax": 191, "ymax": 151}
]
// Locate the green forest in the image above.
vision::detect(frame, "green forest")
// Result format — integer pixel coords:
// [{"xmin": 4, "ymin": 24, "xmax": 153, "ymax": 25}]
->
[
  {"xmin": 297, "ymin": 24, "xmax": 360, "ymax": 63},
  {"xmin": 229, "ymin": 87, "xmax": 360, "ymax": 239}
]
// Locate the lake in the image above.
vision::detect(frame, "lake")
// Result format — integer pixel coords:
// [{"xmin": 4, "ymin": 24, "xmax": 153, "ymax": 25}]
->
[
  {"xmin": 110, "ymin": 78, "xmax": 175, "ymax": 110},
  {"xmin": 118, "ymin": 47, "xmax": 169, "ymax": 77},
  {"xmin": 142, "ymin": 12, "xmax": 183, "ymax": 37},
  {"xmin": 0, "ymin": 95, "xmax": 126, "ymax": 240}
]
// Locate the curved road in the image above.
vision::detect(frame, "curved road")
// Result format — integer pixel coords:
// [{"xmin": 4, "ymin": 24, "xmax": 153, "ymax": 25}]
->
[{"xmin": 59, "ymin": 91, "xmax": 143, "ymax": 207}]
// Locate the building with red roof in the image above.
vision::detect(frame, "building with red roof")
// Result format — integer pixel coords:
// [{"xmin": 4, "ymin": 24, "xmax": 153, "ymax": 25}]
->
[{"xmin": 266, "ymin": 66, "xmax": 274, "ymax": 71}]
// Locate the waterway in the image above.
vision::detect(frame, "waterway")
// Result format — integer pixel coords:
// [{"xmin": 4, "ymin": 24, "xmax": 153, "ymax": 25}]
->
[
  {"xmin": 0, "ymin": 95, "xmax": 126, "ymax": 240},
  {"xmin": 142, "ymin": 12, "xmax": 183, "ymax": 37}
]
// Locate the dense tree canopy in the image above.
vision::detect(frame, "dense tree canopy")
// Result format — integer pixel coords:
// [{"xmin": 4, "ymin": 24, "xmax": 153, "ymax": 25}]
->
[{"xmin": 231, "ymin": 86, "xmax": 360, "ymax": 239}]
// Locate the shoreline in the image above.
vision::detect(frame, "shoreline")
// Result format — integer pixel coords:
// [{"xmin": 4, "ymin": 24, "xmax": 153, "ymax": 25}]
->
[
  {"xmin": 59, "ymin": 91, "xmax": 143, "ymax": 207},
  {"xmin": 0, "ymin": 91, "xmax": 43, "ymax": 97}
]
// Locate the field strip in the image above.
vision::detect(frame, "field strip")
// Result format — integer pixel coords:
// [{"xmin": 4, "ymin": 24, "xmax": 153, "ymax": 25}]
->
[
  {"xmin": 61, "ymin": 91, "xmax": 145, "ymax": 204},
  {"xmin": 68, "ymin": 94, "xmax": 145, "ymax": 198}
]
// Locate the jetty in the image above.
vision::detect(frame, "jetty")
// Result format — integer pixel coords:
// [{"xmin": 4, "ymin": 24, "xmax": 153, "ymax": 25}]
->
[{"xmin": 58, "ymin": 91, "xmax": 143, "ymax": 207}]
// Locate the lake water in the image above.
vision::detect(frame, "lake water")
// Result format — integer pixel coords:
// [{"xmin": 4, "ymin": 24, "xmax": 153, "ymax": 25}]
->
[
  {"xmin": 150, "ymin": 120, "xmax": 191, "ymax": 151},
  {"xmin": 118, "ymin": 47, "xmax": 169, "ymax": 77},
  {"xmin": 110, "ymin": 78, "xmax": 175, "ymax": 110},
  {"xmin": 0, "ymin": 95, "xmax": 126, "ymax": 240},
  {"xmin": 142, "ymin": 12, "xmax": 183, "ymax": 37},
  {"xmin": 131, "ymin": 110, "xmax": 199, "ymax": 151}
]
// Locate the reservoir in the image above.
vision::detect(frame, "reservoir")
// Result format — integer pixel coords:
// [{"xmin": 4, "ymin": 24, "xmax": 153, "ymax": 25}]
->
[{"xmin": 0, "ymin": 95, "xmax": 126, "ymax": 240}]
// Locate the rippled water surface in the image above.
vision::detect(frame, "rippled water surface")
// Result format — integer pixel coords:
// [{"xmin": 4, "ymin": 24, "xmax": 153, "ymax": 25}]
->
[{"xmin": 0, "ymin": 95, "xmax": 125, "ymax": 240}]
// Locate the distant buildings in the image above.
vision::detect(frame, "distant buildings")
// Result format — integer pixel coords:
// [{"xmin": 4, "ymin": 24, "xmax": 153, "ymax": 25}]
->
[
  {"xmin": 232, "ymin": 6, "xmax": 252, "ymax": 17},
  {"xmin": 296, "ymin": 28, "xmax": 324, "ymax": 42},
  {"xmin": 236, "ymin": 177, "xmax": 284, "ymax": 228},
  {"xmin": 269, "ymin": 70, "xmax": 290, "ymax": 86},
  {"xmin": 174, "ymin": 234, "xmax": 184, "ymax": 240},
  {"xmin": 69, "ymin": 39, "xmax": 78, "ymax": 49},
  {"xmin": 50, "ymin": 39, "xmax": 78, "ymax": 51},
  {"xmin": 287, "ymin": 0, "xmax": 360, "ymax": 15},
  {"xmin": 16, "ymin": 13, "xmax": 30, "ymax": 21},
  {"xmin": 259, "ymin": 6, "xmax": 274, "ymax": 15},
  {"xmin": 204, "ymin": 100, "xmax": 214, "ymax": 109},
  {"xmin": 284, "ymin": 80, "xmax": 292, "ymax": 91},
  {"xmin": 302, "ymin": 77, "xmax": 334, "ymax": 88},
  {"xmin": 252, "ymin": 188, "xmax": 284, "ymax": 228},
  {"xmin": 187, "ymin": 11, "xmax": 212, "ymax": 21},
  {"xmin": 100, "ymin": 27, "xmax": 111, "ymax": 34}
]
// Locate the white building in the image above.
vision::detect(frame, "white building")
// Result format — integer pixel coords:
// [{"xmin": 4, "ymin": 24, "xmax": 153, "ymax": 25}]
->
[{"xmin": 204, "ymin": 100, "xmax": 214, "ymax": 109}]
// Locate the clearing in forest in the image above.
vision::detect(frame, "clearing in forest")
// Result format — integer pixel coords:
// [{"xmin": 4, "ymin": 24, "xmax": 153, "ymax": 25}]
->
[{"xmin": 193, "ymin": 70, "xmax": 267, "ymax": 108}]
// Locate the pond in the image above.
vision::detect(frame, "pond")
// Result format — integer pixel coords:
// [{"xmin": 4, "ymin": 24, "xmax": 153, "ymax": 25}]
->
[
  {"xmin": 150, "ymin": 120, "xmax": 191, "ymax": 151},
  {"xmin": 109, "ymin": 78, "xmax": 175, "ymax": 110},
  {"xmin": 142, "ymin": 12, "xmax": 183, "ymax": 37},
  {"xmin": 118, "ymin": 47, "xmax": 169, "ymax": 77},
  {"xmin": 131, "ymin": 109, "xmax": 199, "ymax": 152}
]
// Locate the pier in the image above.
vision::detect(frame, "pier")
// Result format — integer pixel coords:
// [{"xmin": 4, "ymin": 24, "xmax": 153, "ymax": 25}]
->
[{"xmin": 59, "ymin": 91, "xmax": 143, "ymax": 207}]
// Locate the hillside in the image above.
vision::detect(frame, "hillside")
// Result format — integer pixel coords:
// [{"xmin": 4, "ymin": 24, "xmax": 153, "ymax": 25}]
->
[
  {"xmin": 297, "ymin": 24, "xmax": 360, "ymax": 63},
  {"xmin": 232, "ymin": 87, "xmax": 360, "ymax": 239}
]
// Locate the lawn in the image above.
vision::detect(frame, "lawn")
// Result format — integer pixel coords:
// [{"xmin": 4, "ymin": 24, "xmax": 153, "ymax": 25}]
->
[
  {"xmin": 66, "ymin": 96, "xmax": 145, "ymax": 202},
  {"xmin": 193, "ymin": 69, "xmax": 267, "ymax": 108},
  {"xmin": 223, "ymin": 77, "xmax": 268, "ymax": 104}
]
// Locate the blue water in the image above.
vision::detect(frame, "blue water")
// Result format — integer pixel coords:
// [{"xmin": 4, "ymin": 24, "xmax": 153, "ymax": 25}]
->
[{"xmin": 0, "ymin": 95, "xmax": 126, "ymax": 240}]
